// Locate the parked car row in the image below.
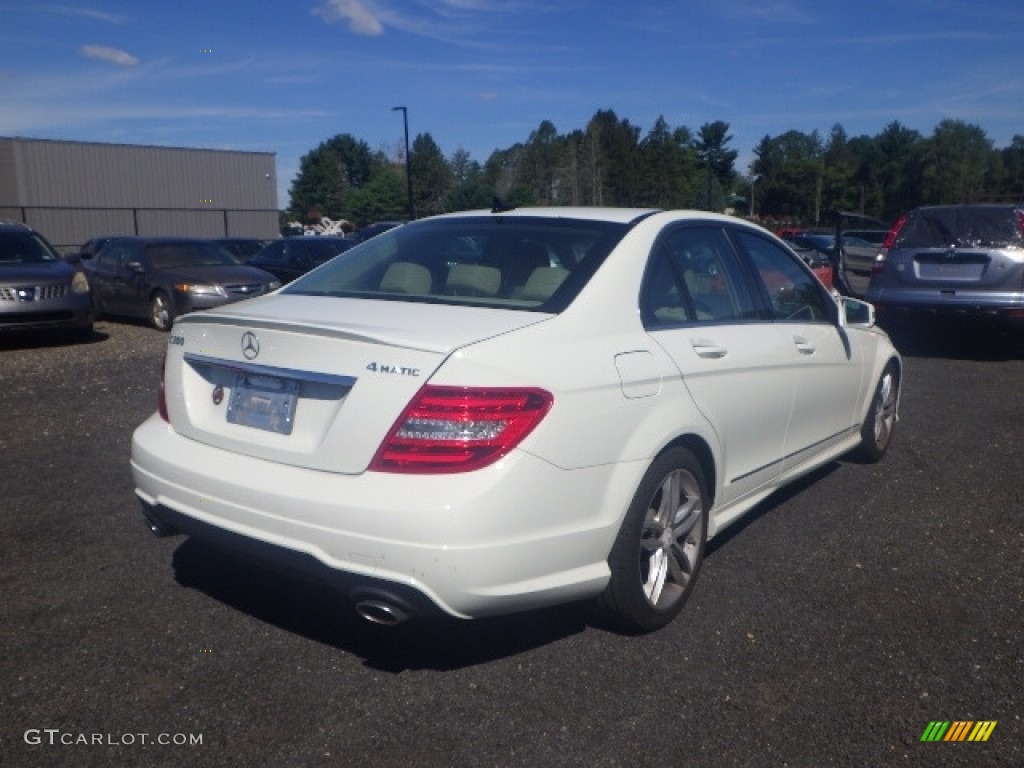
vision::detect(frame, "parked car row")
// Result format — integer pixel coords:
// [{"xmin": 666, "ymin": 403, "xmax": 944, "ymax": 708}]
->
[
  {"xmin": 7, "ymin": 206, "xmax": 1021, "ymax": 344},
  {"xmin": 1, "ymin": 226, "xmax": 375, "ymax": 338}
]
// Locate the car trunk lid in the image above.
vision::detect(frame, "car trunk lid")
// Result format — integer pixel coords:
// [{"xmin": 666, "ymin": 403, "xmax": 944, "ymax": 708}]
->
[{"xmin": 163, "ymin": 295, "xmax": 549, "ymax": 473}]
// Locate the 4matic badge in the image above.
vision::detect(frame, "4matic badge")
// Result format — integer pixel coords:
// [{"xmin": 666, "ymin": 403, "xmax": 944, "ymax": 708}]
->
[{"xmin": 366, "ymin": 362, "xmax": 420, "ymax": 377}]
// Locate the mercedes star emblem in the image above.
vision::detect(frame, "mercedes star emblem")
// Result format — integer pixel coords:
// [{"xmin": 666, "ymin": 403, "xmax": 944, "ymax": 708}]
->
[{"xmin": 241, "ymin": 331, "xmax": 260, "ymax": 360}]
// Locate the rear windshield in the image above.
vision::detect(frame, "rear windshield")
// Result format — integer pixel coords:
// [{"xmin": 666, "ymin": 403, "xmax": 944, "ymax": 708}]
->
[
  {"xmin": 145, "ymin": 242, "xmax": 242, "ymax": 270},
  {"xmin": 283, "ymin": 215, "xmax": 631, "ymax": 312},
  {"xmin": 897, "ymin": 206, "xmax": 1024, "ymax": 249}
]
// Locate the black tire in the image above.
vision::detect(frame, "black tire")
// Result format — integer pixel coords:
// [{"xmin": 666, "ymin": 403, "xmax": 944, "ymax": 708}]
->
[
  {"xmin": 597, "ymin": 446, "xmax": 709, "ymax": 633},
  {"xmin": 856, "ymin": 361, "xmax": 899, "ymax": 462},
  {"xmin": 150, "ymin": 291, "xmax": 173, "ymax": 332}
]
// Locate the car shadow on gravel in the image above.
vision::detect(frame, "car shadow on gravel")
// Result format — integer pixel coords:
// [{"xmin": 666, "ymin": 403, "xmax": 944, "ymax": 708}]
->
[
  {"xmin": 703, "ymin": 461, "xmax": 842, "ymax": 556},
  {"xmin": 0, "ymin": 327, "xmax": 108, "ymax": 350},
  {"xmin": 171, "ymin": 538, "xmax": 589, "ymax": 672},
  {"xmin": 168, "ymin": 464, "xmax": 853, "ymax": 669},
  {"xmin": 878, "ymin": 316, "xmax": 1024, "ymax": 361}
]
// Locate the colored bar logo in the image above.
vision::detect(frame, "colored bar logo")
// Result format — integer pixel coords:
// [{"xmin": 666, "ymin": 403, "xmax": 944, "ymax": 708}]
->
[{"xmin": 921, "ymin": 721, "xmax": 997, "ymax": 742}]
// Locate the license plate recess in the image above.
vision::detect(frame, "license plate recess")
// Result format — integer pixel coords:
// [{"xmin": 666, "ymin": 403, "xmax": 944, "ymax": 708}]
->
[{"xmin": 226, "ymin": 372, "xmax": 299, "ymax": 434}]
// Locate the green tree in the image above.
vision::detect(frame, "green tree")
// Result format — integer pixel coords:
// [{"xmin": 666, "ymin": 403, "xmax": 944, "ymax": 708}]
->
[
  {"xmin": 288, "ymin": 134, "xmax": 380, "ymax": 221},
  {"xmin": 520, "ymin": 120, "xmax": 570, "ymax": 205},
  {"xmin": 638, "ymin": 117, "xmax": 697, "ymax": 208},
  {"xmin": 445, "ymin": 148, "xmax": 492, "ymax": 212},
  {"xmin": 693, "ymin": 121, "xmax": 738, "ymax": 211},
  {"xmin": 821, "ymin": 124, "xmax": 860, "ymax": 217},
  {"xmin": 921, "ymin": 119, "xmax": 994, "ymax": 204},
  {"xmin": 996, "ymin": 135, "xmax": 1024, "ymax": 200},
  {"xmin": 410, "ymin": 132, "xmax": 453, "ymax": 217},
  {"xmin": 484, "ymin": 144, "xmax": 535, "ymax": 206},
  {"xmin": 346, "ymin": 166, "xmax": 408, "ymax": 225},
  {"xmin": 869, "ymin": 121, "xmax": 925, "ymax": 220},
  {"xmin": 588, "ymin": 110, "xmax": 642, "ymax": 206},
  {"xmin": 752, "ymin": 130, "xmax": 822, "ymax": 222}
]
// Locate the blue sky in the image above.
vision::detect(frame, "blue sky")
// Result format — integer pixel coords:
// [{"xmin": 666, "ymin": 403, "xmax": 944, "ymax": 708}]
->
[{"xmin": 3, "ymin": 0, "xmax": 1023, "ymax": 209}]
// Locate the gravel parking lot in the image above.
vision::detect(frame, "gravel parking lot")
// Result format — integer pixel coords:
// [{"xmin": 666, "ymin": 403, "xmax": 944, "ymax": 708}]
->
[{"xmin": 1, "ymin": 317, "xmax": 1022, "ymax": 768}]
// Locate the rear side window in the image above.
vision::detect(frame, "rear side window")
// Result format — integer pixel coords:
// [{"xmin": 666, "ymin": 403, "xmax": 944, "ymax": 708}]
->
[
  {"xmin": 97, "ymin": 242, "xmax": 131, "ymax": 270},
  {"xmin": 897, "ymin": 206, "xmax": 1024, "ymax": 249},
  {"xmin": 284, "ymin": 216, "xmax": 631, "ymax": 312},
  {"xmin": 642, "ymin": 226, "xmax": 757, "ymax": 327}
]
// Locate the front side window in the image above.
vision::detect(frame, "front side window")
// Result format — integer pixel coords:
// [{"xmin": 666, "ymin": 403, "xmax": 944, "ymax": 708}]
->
[
  {"xmin": 97, "ymin": 242, "xmax": 130, "ymax": 270},
  {"xmin": 734, "ymin": 230, "xmax": 831, "ymax": 322},
  {"xmin": 284, "ymin": 216, "xmax": 632, "ymax": 312},
  {"xmin": 642, "ymin": 225, "xmax": 757, "ymax": 327}
]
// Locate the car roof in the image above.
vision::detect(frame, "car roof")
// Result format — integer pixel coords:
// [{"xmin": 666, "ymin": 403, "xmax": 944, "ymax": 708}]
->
[
  {"xmin": 913, "ymin": 203, "xmax": 1022, "ymax": 212},
  {"xmin": 0, "ymin": 221, "xmax": 33, "ymax": 233},
  {"xmin": 104, "ymin": 236, "xmax": 227, "ymax": 245},
  {"xmin": 436, "ymin": 207, "xmax": 661, "ymax": 224}
]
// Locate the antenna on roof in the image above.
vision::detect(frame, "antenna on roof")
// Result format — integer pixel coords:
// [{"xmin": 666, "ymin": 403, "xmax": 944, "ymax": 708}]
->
[{"xmin": 491, "ymin": 196, "xmax": 516, "ymax": 214}]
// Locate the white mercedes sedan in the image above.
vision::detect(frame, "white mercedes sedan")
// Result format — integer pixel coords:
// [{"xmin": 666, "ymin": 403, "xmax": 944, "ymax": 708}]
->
[{"xmin": 131, "ymin": 208, "xmax": 901, "ymax": 633}]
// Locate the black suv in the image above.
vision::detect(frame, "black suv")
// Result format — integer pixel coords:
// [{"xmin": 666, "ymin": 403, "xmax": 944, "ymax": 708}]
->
[
  {"xmin": 866, "ymin": 204, "xmax": 1024, "ymax": 328},
  {"xmin": 0, "ymin": 221, "xmax": 94, "ymax": 338}
]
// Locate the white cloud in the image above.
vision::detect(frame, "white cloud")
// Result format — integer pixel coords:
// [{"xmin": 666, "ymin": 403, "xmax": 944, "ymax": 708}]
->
[
  {"xmin": 50, "ymin": 5, "xmax": 127, "ymax": 24},
  {"xmin": 313, "ymin": 0, "xmax": 384, "ymax": 36},
  {"xmin": 81, "ymin": 45, "xmax": 139, "ymax": 66}
]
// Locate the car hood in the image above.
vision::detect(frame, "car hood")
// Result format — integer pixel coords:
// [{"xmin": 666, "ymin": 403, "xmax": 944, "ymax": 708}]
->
[{"xmin": 0, "ymin": 260, "xmax": 76, "ymax": 283}]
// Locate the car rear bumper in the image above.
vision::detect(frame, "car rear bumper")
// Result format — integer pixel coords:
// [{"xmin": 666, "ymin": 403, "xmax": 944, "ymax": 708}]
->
[
  {"xmin": 867, "ymin": 287, "xmax": 1024, "ymax": 326},
  {"xmin": 871, "ymin": 302, "xmax": 1024, "ymax": 327},
  {"xmin": 131, "ymin": 413, "xmax": 639, "ymax": 620}
]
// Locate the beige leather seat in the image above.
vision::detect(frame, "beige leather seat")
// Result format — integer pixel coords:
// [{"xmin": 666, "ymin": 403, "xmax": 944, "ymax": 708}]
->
[
  {"xmin": 445, "ymin": 264, "xmax": 501, "ymax": 296},
  {"xmin": 379, "ymin": 262, "xmax": 432, "ymax": 294}
]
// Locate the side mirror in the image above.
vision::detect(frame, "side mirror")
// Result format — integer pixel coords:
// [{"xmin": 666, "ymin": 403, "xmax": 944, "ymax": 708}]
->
[{"xmin": 839, "ymin": 296, "xmax": 875, "ymax": 328}]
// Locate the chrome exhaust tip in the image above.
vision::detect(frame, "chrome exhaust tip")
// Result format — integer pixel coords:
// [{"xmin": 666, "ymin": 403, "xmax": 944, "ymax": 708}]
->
[
  {"xmin": 355, "ymin": 599, "xmax": 410, "ymax": 626},
  {"xmin": 140, "ymin": 505, "xmax": 178, "ymax": 537}
]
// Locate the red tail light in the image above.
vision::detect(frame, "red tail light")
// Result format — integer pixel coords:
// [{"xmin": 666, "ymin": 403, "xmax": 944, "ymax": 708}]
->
[
  {"xmin": 158, "ymin": 353, "xmax": 169, "ymax": 422},
  {"xmin": 881, "ymin": 214, "xmax": 907, "ymax": 250},
  {"xmin": 873, "ymin": 214, "xmax": 908, "ymax": 274},
  {"xmin": 370, "ymin": 386, "xmax": 553, "ymax": 474}
]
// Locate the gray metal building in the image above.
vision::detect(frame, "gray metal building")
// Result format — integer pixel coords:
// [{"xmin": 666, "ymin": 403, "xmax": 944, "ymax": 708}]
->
[{"xmin": 0, "ymin": 137, "xmax": 279, "ymax": 251}]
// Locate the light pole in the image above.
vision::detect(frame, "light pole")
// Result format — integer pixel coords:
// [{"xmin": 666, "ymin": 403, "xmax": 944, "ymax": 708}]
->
[
  {"xmin": 750, "ymin": 174, "xmax": 760, "ymax": 219},
  {"xmin": 392, "ymin": 106, "xmax": 414, "ymax": 220}
]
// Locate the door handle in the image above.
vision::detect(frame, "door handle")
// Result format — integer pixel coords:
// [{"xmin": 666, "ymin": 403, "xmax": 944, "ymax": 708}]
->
[
  {"xmin": 691, "ymin": 339, "xmax": 728, "ymax": 359},
  {"xmin": 793, "ymin": 335, "xmax": 815, "ymax": 355}
]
